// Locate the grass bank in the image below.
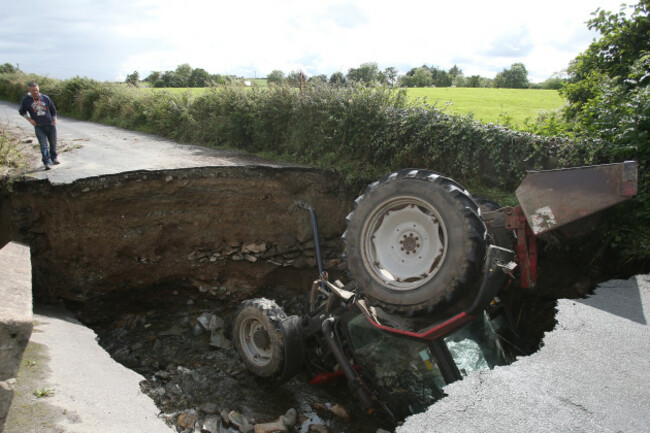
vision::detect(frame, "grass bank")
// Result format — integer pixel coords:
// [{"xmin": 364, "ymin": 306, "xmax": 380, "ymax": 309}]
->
[{"xmin": 0, "ymin": 127, "xmax": 26, "ymax": 177}]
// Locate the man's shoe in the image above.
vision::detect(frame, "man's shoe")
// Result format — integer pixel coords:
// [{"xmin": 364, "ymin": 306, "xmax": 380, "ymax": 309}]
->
[
  {"xmin": 51, "ymin": 159, "xmax": 60, "ymax": 165},
  {"xmin": 44, "ymin": 164, "xmax": 51, "ymax": 170}
]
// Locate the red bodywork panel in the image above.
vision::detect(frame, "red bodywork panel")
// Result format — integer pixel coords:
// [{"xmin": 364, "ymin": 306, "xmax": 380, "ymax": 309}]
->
[{"xmin": 505, "ymin": 205, "xmax": 538, "ymax": 289}]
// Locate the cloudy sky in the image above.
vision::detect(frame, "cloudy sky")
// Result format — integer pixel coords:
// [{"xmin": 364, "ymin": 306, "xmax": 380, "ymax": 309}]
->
[{"xmin": 0, "ymin": 0, "xmax": 628, "ymax": 83}]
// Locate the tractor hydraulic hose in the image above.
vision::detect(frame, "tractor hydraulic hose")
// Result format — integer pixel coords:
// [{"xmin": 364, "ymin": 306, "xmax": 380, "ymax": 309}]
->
[{"xmin": 322, "ymin": 317, "xmax": 375, "ymax": 412}]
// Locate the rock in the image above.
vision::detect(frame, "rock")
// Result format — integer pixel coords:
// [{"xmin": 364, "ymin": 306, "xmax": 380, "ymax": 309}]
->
[
  {"xmin": 308, "ymin": 425, "xmax": 330, "ymax": 433},
  {"xmin": 199, "ymin": 402, "xmax": 220, "ymax": 414},
  {"xmin": 177, "ymin": 409, "xmax": 198, "ymax": 429},
  {"xmin": 202, "ymin": 414, "xmax": 221, "ymax": 433},
  {"xmin": 310, "ymin": 402, "xmax": 329, "ymax": 415},
  {"xmin": 242, "ymin": 242, "xmax": 267, "ymax": 254},
  {"xmin": 209, "ymin": 330, "xmax": 231, "ymax": 349},
  {"xmin": 209, "ymin": 314, "xmax": 225, "ymax": 331},
  {"xmin": 228, "ymin": 410, "xmax": 254, "ymax": 433},
  {"xmin": 193, "ymin": 322, "xmax": 204, "ymax": 336},
  {"xmin": 197, "ymin": 312, "xmax": 215, "ymax": 329},
  {"xmin": 220, "ymin": 409, "xmax": 231, "ymax": 425},
  {"xmin": 330, "ymin": 404, "xmax": 350, "ymax": 422},
  {"xmin": 254, "ymin": 418, "xmax": 288, "ymax": 433},
  {"xmin": 282, "ymin": 408, "xmax": 297, "ymax": 427}
]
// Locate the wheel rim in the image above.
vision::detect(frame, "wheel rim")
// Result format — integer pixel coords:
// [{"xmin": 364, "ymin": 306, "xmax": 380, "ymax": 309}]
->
[
  {"xmin": 238, "ymin": 317, "xmax": 273, "ymax": 367},
  {"xmin": 361, "ymin": 196, "xmax": 448, "ymax": 291}
]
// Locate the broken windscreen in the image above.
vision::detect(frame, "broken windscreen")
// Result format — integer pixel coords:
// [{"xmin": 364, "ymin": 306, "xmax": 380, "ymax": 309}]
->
[
  {"xmin": 345, "ymin": 314, "xmax": 447, "ymax": 416},
  {"xmin": 444, "ymin": 313, "xmax": 510, "ymax": 377}
]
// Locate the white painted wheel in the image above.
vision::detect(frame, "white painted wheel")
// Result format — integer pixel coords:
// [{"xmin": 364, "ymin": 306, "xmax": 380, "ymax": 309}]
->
[{"xmin": 362, "ymin": 197, "xmax": 447, "ymax": 290}]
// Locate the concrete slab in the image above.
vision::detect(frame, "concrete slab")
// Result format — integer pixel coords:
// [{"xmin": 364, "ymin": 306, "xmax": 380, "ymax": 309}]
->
[
  {"xmin": 399, "ymin": 274, "xmax": 650, "ymax": 433},
  {"xmin": 4, "ymin": 305, "xmax": 175, "ymax": 433},
  {"xmin": 0, "ymin": 242, "xmax": 32, "ymax": 432}
]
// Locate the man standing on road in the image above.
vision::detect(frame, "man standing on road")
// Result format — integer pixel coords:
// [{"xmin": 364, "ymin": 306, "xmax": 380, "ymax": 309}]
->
[{"xmin": 18, "ymin": 81, "xmax": 59, "ymax": 170}]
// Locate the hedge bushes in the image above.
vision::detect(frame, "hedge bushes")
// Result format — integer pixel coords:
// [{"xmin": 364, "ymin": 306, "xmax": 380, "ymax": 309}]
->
[{"xmin": 0, "ymin": 73, "xmax": 604, "ymax": 189}]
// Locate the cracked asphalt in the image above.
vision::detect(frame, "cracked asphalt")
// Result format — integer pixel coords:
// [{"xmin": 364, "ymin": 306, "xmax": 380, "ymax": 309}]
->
[{"xmin": 399, "ymin": 274, "xmax": 650, "ymax": 433}]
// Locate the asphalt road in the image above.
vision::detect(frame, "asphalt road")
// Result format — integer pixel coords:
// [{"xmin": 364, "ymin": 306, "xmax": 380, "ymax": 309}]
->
[
  {"xmin": 0, "ymin": 100, "xmax": 291, "ymax": 185},
  {"xmin": 4, "ymin": 306, "xmax": 175, "ymax": 433},
  {"xmin": 399, "ymin": 274, "xmax": 650, "ymax": 433}
]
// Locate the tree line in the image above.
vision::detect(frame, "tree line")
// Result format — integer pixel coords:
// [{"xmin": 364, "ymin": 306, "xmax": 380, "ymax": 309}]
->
[
  {"xmin": 125, "ymin": 63, "xmax": 234, "ymax": 88},
  {"xmin": 122, "ymin": 61, "xmax": 565, "ymax": 90}
]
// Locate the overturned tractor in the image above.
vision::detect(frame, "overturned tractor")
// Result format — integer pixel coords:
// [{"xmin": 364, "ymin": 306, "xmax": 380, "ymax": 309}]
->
[{"xmin": 231, "ymin": 161, "xmax": 638, "ymax": 422}]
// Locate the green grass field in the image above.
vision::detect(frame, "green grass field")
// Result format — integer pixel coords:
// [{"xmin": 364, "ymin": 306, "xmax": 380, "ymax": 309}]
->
[
  {"xmin": 406, "ymin": 87, "xmax": 565, "ymax": 127},
  {"xmin": 143, "ymin": 85, "xmax": 565, "ymax": 128}
]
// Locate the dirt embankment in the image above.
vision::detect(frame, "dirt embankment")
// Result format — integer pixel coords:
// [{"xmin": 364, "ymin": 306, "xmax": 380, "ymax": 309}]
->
[{"xmin": 1, "ymin": 166, "xmax": 352, "ymax": 310}]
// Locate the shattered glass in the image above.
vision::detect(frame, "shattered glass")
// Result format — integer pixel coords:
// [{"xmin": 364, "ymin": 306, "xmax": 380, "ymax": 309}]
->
[
  {"xmin": 345, "ymin": 315, "xmax": 446, "ymax": 416},
  {"xmin": 444, "ymin": 313, "xmax": 509, "ymax": 377}
]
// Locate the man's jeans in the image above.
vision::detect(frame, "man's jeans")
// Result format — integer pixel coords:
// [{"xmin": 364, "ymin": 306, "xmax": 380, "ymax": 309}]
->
[{"xmin": 34, "ymin": 124, "xmax": 57, "ymax": 165}]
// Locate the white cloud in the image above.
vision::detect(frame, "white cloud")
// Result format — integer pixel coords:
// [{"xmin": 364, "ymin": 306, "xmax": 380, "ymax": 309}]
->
[{"xmin": 0, "ymin": 0, "xmax": 630, "ymax": 83}]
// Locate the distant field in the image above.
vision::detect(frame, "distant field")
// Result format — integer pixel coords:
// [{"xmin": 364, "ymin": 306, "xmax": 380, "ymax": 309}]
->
[
  {"xmin": 143, "ymin": 87, "xmax": 208, "ymax": 95},
  {"xmin": 143, "ymin": 85, "xmax": 564, "ymax": 128},
  {"xmin": 406, "ymin": 87, "xmax": 565, "ymax": 126}
]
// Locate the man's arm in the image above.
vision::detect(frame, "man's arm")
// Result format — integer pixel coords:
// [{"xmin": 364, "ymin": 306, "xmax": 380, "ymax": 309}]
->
[
  {"xmin": 47, "ymin": 96, "xmax": 57, "ymax": 126},
  {"xmin": 18, "ymin": 99, "xmax": 37, "ymax": 126}
]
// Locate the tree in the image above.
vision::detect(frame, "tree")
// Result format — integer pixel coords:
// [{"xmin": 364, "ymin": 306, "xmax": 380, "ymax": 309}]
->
[
  {"xmin": 329, "ymin": 71, "xmax": 346, "ymax": 85},
  {"xmin": 382, "ymin": 67, "xmax": 399, "ymax": 87},
  {"xmin": 211, "ymin": 74, "xmax": 229, "ymax": 85},
  {"xmin": 145, "ymin": 71, "xmax": 161, "ymax": 83},
  {"xmin": 494, "ymin": 63, "xmax": 529, "ymax": 88},
  {"xmin": 286, "ymin": 70, "xmax": 307, "ymax": 88},
  {"xmin": 174, "ymin": 64, "xmax": 192, "ymax": 87},
  {"xmin": 189, "ymin": 68, "xmax": 211, "ymax": 87},
  {"xmin": 540, "ymin": 72, "xmax": 568, "ymax": 90},
  {"xmin": 466, "ymin": 75, "xmax": 482, "ymax": 88},
  {"xmin": 433, "ymin": 70, "xmax": 452, "ymax": 87},
  {"xmin": 0, "ymin": 63, "xmax": 17, "ymax": 74},
  {"xmin": 448, "ymin": 65, "xmax": 463, "ymax": 79},
  {"xmin": 125, "ymin": 71, "xmax": 139, "ymax": 86},
  {"xmin": 561, "ymin": 1, "xmax": 650, "ymax": 147},
  {"xmin": 309, "ymin": 74, "xmax": 328, "ymax": 84},
  {"xmin": 160, "ymin": 70, "xmax": 182, "ymax": 87},
  {"xmin": 267, "ymin": 70, "xmax": 285, "ymax": 85},
  {"xmin": 563, "ymin": 1, "xmax": 650, "ymax": 114},
  {"xmin": 411, "ymin": 67, "xmax": 433, "ymax": 87},
  {"xmin": 347, "ymin": 62, "xmax": 379, "ymax": 85}
]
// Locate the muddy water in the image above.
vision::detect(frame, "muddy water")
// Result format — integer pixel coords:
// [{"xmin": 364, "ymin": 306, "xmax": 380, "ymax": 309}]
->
[{"xmin": 86, "ymin": 286, "xmax": 393, "ymax": 433}]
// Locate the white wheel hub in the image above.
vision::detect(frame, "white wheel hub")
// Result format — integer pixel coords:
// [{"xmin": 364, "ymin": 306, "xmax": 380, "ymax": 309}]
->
[
  {"xmin": 239, "ymin": 317, "xmax": 272, "ymax": 367},
  {"xmin": 362, "ymin": 197, "xmax": 447, "ymax": 291}
]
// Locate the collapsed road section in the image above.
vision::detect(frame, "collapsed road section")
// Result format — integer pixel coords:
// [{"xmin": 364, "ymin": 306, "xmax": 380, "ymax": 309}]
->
[{"xmin": 0, "ymin": 165, "xmax": 351, "ymax": 307}]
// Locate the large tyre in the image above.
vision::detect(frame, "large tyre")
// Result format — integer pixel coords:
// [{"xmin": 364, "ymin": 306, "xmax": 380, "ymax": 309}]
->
[
  {"xmin": 343, "ymin": 169, "xmax": 487, "ymax": 314},
  {"xmin": 232, "ymin": 298, "xmax": 289, "ymax": 378}
]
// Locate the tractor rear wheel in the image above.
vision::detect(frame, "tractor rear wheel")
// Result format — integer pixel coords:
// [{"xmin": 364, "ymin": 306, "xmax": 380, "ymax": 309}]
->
[{"xmin": 343, "ymin": 169, "xmax": 487, "ymax": 314}]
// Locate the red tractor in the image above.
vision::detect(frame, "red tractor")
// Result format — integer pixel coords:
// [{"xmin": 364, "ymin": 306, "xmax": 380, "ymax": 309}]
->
[{"xmin": 231, "ymin": 162, "xmax": 638, "ymax": 421}]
